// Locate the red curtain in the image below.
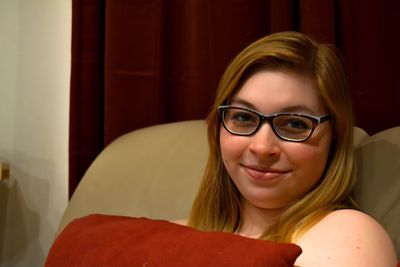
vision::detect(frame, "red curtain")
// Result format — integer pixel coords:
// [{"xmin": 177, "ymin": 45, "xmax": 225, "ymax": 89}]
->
[{"xmin": 69, "ymin": 0, "xmax": 400, "ymax": 198}]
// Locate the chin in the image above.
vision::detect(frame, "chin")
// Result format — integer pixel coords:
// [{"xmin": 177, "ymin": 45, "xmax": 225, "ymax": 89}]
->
[{"xmin": 244, "ymin": 193, "xmax": 294, "ymax": 210}]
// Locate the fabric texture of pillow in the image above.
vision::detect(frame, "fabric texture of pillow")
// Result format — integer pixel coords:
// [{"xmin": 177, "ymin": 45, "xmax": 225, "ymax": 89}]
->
[{"xmin": 45, "ymin": 214, "xmax": 302, "ymax": 267}]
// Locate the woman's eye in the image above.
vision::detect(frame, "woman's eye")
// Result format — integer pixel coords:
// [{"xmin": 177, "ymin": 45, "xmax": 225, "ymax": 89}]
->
[
  {"xmin": 281, "ymin": 118, "xmax": 310, "ymax": 130},
  {"xmin": 226, "ymin": 111, "xmax": 258, "ymax": 126},
  {"xmin": 231, "ymin": 112, "xmax": 254, "ymax": 122}
]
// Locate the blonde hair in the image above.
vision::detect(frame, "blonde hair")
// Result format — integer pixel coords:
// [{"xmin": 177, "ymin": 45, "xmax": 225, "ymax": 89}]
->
[{"xmin": 188, "ymin": 31, "xmax": 355, "ymax": 243}]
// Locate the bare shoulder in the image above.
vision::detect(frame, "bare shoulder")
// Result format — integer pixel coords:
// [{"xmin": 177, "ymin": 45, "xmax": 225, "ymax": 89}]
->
[{"xmin": 295, "ymin": 209, "xmax": 397, "ymax": 267}]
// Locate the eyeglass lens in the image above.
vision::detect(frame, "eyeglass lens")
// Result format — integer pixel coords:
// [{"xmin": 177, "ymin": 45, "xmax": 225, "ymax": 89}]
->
[{"xmin": 222, "ymin": 108, "xmax": 314, "ymax": 140}]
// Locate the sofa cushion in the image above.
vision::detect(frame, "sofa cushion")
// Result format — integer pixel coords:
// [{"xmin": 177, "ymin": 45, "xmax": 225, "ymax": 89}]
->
[
  {"xmin": 58, "ymin": 120, "xmax": 208, "ymax": 234},
  {"xmin": 354, "ymin": 126, "xmax": 400, "ymax": 258},
  {"xmin": 45, "ymin": 214, "xmax": 302, "ymax": 267}
]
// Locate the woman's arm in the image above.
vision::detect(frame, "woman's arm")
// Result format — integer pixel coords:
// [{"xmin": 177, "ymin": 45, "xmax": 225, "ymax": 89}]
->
[{"xmin": 294, "ymin": 209, "xmax": 397, "ymax": 267}]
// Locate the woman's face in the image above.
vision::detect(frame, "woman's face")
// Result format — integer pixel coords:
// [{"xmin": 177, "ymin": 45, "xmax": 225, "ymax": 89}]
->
[{"xmin": 219, "ymin": 70, "xmax": 332, "ymax": 210}]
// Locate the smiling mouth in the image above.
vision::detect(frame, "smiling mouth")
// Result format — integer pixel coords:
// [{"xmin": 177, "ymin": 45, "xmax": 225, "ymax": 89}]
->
[{"xmin": 243, "ymin": 165, "xmax": 290, "ymax": 181}]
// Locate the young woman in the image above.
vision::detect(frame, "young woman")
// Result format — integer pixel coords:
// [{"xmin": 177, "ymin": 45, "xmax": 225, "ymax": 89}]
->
[{"xmin": 187, "ymin": 32, "xmax": 397, "ymax": 266}]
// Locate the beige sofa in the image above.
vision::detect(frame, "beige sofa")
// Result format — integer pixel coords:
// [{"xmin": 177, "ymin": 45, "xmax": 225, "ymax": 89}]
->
[{"xmin": 58, "ymin": 120, "xmax": 400, "ymax": 258}]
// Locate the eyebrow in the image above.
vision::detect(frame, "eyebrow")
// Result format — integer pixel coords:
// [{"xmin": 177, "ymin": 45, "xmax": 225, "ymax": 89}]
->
[{"xmin": 230, "ymin": 98, "xmax": 318, "ymax": 115}]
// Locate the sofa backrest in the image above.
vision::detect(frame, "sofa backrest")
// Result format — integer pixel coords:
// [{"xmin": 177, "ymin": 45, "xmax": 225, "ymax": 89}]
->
[
  {"xmin": 354, "ymin": 126, "xmax": 400, "ymax": 258},
  {"xmin": 59, "ymin": 120, "xmax": 208, "ymax": 230}
]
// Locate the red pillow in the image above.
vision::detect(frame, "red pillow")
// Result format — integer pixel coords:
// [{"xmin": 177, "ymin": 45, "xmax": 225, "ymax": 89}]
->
[{"xmin": 45, "ymin": 214, "xmax": 302, "ymax": 267}]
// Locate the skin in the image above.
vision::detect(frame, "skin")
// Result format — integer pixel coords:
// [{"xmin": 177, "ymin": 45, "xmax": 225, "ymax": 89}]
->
[
  {"xmin": 218, "ymin": 70, "xmax": 398, "ymax": 266},
  {"xmin": 294, "ymin": 209, "xmax": 397, "ymax": 266}
]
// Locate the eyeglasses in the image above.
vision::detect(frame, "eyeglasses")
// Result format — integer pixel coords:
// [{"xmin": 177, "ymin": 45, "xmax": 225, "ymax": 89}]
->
[{"xmin": 218, "ymin": 105, "xmax": 331, "ymax": 142}]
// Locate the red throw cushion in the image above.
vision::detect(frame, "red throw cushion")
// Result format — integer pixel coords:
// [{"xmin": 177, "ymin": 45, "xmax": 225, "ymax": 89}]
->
[{"xmin": 45, "ymin": 214, "xmax": 302, "ymax": 267}]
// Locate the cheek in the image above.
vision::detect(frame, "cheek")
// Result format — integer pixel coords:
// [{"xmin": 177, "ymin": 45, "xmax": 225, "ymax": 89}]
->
[
  {"xmin": 220, "ymin": 130, "xmax": 237, "ymax": 162},
  {"xmin": 289, "ymin": 139, "xmax": 331, "ymax": 183},
  {"xmin": 219, "ymin": 129, "xmax": 247, "ymax": 166}
]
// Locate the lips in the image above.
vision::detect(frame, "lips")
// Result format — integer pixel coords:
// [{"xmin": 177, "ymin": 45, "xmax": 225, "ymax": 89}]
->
[{"xmin": 243, "ymin": 165, "xmax": 289, "ymax": 181}]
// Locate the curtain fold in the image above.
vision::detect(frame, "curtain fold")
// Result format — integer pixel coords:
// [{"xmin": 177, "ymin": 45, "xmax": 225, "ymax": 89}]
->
[
  {"xmin": 104, "ymin": 0, "xmax": 165, "ymax": 144},
  {"xmin": 69, "ymin": 0, "xmax": 400, "ymax": 198},
  {"xmin": 338, "ymin": 1, "xmax": 400, "ymax": 134},
  {"xmin": 69, "ymin": 0, "xmax": 105, "ymax": 197}
]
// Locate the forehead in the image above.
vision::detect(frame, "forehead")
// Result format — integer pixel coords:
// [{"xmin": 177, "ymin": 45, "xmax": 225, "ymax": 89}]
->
[{"xmin": 231, "ymin": 70, "xmax": 326, "ymax": 115}]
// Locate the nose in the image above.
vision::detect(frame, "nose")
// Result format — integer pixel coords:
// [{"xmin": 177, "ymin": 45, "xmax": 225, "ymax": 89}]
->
[{"xmin": 248, "ymin": 123, "xmax": 281, "ymax": 157}]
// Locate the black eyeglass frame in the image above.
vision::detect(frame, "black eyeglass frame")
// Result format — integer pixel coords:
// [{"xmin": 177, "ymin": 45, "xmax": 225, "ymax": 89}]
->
[{"xmin": 217, "ymin": 105, "xmax": 331, "ymax": 142}]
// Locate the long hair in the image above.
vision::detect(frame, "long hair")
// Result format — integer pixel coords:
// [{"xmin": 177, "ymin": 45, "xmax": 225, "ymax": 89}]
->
[{"xmin": 188, "ymin": 31, "xmax": 355, "ymax": 242}]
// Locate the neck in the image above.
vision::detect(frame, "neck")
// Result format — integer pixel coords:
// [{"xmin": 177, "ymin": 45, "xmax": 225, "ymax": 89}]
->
[{"xmin": 236, "ymin": 200, "xmax": 285, "ymax": 239}]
